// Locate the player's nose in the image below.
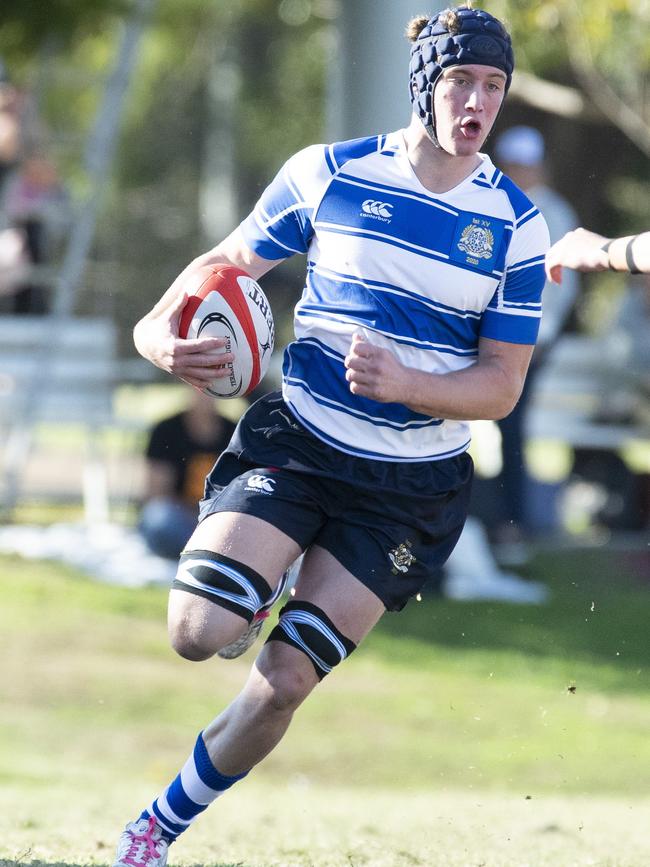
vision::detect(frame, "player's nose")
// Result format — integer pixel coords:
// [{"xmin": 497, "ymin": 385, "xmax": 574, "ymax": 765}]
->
[{"xmin": 465, "ymin": 88, "xmax": 483, "ymax": 110}]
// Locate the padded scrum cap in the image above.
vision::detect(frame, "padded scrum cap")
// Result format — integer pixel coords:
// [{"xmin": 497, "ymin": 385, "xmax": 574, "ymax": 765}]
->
[{"xmin": 408, "ymin": 6, "xmax": 514, "ymax": 144}]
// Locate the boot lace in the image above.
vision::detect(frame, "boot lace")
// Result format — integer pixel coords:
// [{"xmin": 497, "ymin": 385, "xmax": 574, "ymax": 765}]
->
[{"xmin": 122, "ymin": 817, "xmax": 165, "ymax": 866}]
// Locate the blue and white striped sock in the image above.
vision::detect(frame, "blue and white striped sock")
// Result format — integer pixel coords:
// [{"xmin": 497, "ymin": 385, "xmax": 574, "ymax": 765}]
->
[{"xmin": 140, "ymin": 732, "xmax": 249, "ymax": 841}]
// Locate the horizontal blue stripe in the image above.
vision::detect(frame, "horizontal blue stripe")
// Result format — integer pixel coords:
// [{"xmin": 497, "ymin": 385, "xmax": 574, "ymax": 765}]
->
[
  {"xmin": 194, "ymin": 732, "xmax": 248, "ymax": 790},
  {"xmin": 501, "ymin": 300, "xmax": 542, "ymax": 311},
  {"xmin": 284, "ymin": 341, "xmax": 442, "ymax": 430},
  {"xmin": 150, "ymin": 802, "xmax": 187, "ymax": 837},
  {"xmin": 316, "ymin": 177, "xmax": 459, "ymax": 256},
  {"xmin": 511, "ymin": 254, "xmax": 545, "ymax": 270},
  {"xmin": 308, "ymin": 262, "xmax": 483, "ymax": 318},
  {"xmin": 303, "ymin": 269, "xmax": 481, "ymax": 352},
  {"xmin": 296, "ymin": 309, "xmax": 478, "ymax": 359},
  {"xmin": 288, "ymin": 400, "xmax": 470, "ymax": 462},
  {"xmin": 337, "ymin": 171, "xmax": 459, "ymax": 215},
  {"xmin": 502, "ymin": 261, "xmax": 545, "ymax": 306},
  {"xmin": 315, "ymin": 223, "xmax": 504, "ymax": 278},
  {"xmin": 479, "ymin": 309, "xmax": 540, "ymax": 344},
  {"xmin": 166, "ymin": 776, "xmax": 208, "ymax": 822},
  {"xmin": 285, "ymin": 375, "xmax": 442, "ymax": 432}
]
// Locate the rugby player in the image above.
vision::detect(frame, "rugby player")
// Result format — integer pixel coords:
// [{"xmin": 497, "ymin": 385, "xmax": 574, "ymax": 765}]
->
[{"xmin": 113, "ymin": 7, "xmax": 549, "ymax": 864}]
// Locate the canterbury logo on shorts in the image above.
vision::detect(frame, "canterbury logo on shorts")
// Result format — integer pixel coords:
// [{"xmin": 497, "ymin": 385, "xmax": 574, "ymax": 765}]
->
[{"xmin": 245, "ymin": 474, "xmax": 276, "ymax": 494}]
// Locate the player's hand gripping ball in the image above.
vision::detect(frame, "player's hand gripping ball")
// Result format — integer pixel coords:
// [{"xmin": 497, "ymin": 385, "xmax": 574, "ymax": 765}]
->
[{"xmin": 178, "ymin": 265, "xmax": 274, "ymax": 398}]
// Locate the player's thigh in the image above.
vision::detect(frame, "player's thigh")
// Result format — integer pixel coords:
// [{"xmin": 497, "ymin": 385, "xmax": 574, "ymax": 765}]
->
[
  {"xmin": 291, "ymin": 544, "xmax": 386, "ymax": 644},
  {"xmin": 252, "ymin": 545, "xmax": 385, "ymax": 700},
  {"xmin": 168, "ymin": 511, "xmax": 302, "ymax": 644},
  {"xmin": 186, "ymin": 510, "xmax": 302, "ymax": 579}
]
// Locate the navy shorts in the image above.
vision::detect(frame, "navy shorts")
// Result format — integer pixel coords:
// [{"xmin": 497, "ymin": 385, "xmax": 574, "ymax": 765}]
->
[{"xmin": 199, "ymin": 392, "xmax": 473, "ymax": 611}]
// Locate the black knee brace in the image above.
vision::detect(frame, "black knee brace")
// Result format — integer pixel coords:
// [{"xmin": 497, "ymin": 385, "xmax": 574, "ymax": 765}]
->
[
  {"xmin": 174, "ymin": 549, "xmax": 272, "ymax": 623},
  {"xmin": 266, "ymin": 600, "xmax": 356, "ymax": 679}
]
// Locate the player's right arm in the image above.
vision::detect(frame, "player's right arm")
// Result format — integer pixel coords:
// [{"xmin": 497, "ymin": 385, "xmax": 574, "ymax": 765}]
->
[
  {"xmin": 135, "ymin": 143, "xmax": 325, "ymax": 388},
  {"xmin": 133, "ymin": 228, "xmax": 281, "ymax": 389}
]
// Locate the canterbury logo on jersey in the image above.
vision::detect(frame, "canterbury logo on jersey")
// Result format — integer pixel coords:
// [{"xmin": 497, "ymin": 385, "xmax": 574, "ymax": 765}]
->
[
  {"xmin": 245, "ymin": 474, "xmax": 276, "ymax": 494},
  {"xmin": 361, "ymin": 199, "xmax": 393, "ymax": 221}
]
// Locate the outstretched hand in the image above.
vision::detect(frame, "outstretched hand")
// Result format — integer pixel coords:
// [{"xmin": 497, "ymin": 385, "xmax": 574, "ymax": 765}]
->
[
  {"xmin": 344, "ymin": 331, "xmax": 409, "ymax": 404},
  {"xmin": 545, "ymin": 228, "xmax": 610, "ymax": 284},
  {"xmin": 135, "ymin": 291, "xmax": 234, "ymax": 390}
]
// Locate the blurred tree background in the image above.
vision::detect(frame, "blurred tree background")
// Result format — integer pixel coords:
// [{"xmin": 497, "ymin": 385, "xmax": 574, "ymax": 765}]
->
[{"xmin": 0, "ymin": 0, "xmax": 648, "ymax": 356}]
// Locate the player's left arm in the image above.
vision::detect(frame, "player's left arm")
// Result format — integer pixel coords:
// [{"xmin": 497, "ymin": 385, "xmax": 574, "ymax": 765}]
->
[
  {"xmin": 346, "ymin": 205, "xmax": 548, "ymax": 419},
  {"xmin": 345, "ymin": 333, "xmax": 533, "ymax": 420}
]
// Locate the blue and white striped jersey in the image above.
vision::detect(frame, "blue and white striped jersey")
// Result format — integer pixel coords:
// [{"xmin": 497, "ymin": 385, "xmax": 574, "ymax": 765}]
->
[{"xmin": 240, "ymin": 129, "xmax": 549, "ymax": 462}]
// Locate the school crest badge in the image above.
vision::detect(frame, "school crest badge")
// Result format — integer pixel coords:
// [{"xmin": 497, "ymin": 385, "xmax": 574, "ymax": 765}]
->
[
  {"xmin": 389, "ymin": 540, "xmax": 417, "ymax": 575},
  {"xmin": 457, "ymin": 223, "xmax": 494, "ymax": 260}
]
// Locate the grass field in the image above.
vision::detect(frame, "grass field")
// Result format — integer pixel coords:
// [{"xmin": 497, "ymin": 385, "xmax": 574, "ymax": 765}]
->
[{"xmin": 1, "ymin": 547, "xmax": 649, "ymax": 867}]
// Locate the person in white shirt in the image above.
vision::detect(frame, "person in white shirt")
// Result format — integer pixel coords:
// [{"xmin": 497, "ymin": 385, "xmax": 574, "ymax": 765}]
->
[{"xmin": 491, "ymin": 124, "xmax": 579, "ymax": 541}]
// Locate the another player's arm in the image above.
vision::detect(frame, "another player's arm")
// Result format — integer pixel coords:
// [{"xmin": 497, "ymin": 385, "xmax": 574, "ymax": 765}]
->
[
  {"xmin": 545, "ymin": 228, "xmax": 650, "ymax": 283},
  {"xmin": 134, "ymin": 228, "xmax": 283, "ymax": 388},
  {"xmin": 344, "ymin": 334, "xmax": 533, "ymax": 421}
]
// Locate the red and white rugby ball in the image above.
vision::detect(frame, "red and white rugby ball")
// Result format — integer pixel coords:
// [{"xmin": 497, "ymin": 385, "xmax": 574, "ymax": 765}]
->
[{"xmin": 178, "ymin": 265, "xmax": 274, "ymax": 399}]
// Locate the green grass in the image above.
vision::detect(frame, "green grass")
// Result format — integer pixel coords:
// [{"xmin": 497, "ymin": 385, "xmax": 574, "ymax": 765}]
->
[{"xmin": 0, "ymin": 550, "xmax": 649, "ymax": 866}]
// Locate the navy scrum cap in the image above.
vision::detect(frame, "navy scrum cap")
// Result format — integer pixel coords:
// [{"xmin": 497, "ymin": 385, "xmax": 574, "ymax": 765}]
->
[{"xmin": 409, "ymin": 6, "xmax": 514, "ymax": 144}]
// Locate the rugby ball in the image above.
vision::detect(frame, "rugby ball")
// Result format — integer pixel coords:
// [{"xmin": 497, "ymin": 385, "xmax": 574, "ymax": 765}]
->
[{"xmin": 178, "ymin": 265, "xmax": 274, "ymax": 399}]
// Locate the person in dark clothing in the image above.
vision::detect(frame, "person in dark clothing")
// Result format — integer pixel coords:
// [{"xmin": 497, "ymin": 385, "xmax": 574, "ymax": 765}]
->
[{"xmin": 139, "ymin": 389, "xmax": 236, "ymax": 559}]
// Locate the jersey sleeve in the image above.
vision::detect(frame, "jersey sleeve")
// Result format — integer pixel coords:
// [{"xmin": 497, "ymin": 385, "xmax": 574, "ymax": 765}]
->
[
  {"xmin": 480, "ymin": 210, "xmax": 550, "ymax": 345},
  {"xmin": 239, "ymin": 144, "xmax": 332, "ymax": 260}
]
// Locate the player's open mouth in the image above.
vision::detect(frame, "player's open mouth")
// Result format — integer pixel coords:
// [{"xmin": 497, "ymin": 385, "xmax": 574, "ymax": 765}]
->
[{"xmin": 461, "ymin": 119, "xmax": 482, "ymax": 138}]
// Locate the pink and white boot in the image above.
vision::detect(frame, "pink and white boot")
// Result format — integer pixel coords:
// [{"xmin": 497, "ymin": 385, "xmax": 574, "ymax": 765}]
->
[{"xmin": 113, "ymin": 817, "xmax": 169, "ymax": 867}]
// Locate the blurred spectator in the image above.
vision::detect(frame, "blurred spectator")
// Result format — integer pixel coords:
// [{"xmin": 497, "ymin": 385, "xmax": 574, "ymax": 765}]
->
[
  {"xmin": 443, "ymin": 516, "xmax": 548, "ymax": 604},
  {"xmin": 613, "ymin": 273, "xmax": 650, "ymax": 387},
  {"xmin": 139, "ymin": 389, "xmax": 237, "ymax": 560},
  {"xmin": 0, "ymin": 62, "xmax": 21, "ymax": 189},
  {"xmin": 0, "ymin": 63, "xmax": 29, "ymax": 302},
  {"xmin": 492, "ymin": 125, "xmax": 580, "ymax": 541},
  {"xmin": 574, "ymin": 272, "xmax": 650, "ymax": 531},
  {"xmin": 1, "ymin": 151, "xmax": 70, "ymax": 313}
]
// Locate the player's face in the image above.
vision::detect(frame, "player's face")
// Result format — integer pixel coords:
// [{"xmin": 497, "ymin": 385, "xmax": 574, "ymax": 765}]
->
[{"xmin": 433, "ymin": 64, "xmax": 506, "ymax": 156}]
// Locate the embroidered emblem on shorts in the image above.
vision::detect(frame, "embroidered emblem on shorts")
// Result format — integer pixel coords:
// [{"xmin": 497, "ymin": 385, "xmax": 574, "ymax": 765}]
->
[
  {"xmin": 245, "ymin": 474, "xmax": 276, "ymax": 494},
  {"xmin": 457, "ymin": 223, "xmax": 494, "ymax": 260},
  {"xmin": 389, "ymin": 540, "xmax": 417, "ymax": 575}
]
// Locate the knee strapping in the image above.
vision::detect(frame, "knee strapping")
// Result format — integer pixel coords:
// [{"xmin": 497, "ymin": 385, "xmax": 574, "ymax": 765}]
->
[
  {"xmin": 174, "ymin": 549, "xmax": 272, "ymax": 623},
  {"xmin": 266, "ymin": 600, "xmax": 356, "ymax": 679}
]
